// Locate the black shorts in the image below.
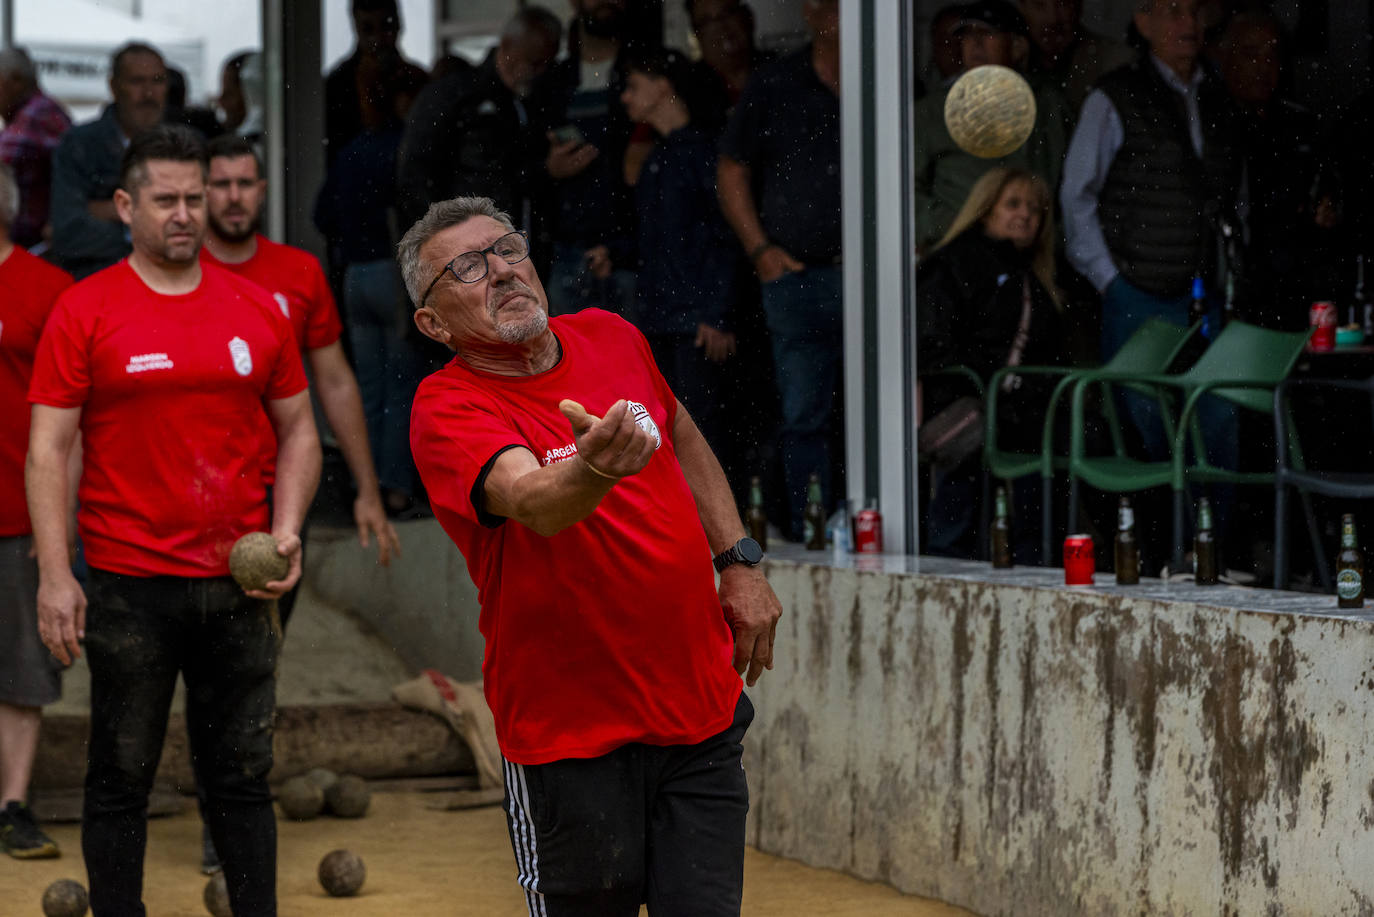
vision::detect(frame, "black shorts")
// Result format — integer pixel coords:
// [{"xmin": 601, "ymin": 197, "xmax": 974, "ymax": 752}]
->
[
  {"xmin": 0, "ymin": 535, "xmax": 62, "ymax": 707},
  {"xmin": 502, "ymin": 691, "xmax": 753, "ymax": 917}
]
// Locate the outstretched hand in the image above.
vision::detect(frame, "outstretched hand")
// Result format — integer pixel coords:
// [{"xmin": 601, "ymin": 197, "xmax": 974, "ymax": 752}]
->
[{"xmin": 559, "ymin": 399, "xmax": 657, "ymax": 481}]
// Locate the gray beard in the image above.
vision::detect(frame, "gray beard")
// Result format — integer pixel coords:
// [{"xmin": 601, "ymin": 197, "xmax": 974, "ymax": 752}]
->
[{"xmin": 493, "ymin": 308, "xmax": 548, "ymax": 343}]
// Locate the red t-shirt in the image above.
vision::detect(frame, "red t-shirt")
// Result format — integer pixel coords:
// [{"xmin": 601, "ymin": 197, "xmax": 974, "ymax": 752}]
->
[
  {"xmin": 28, "ymin": 260, "xmax": 308, "ymax": 577},
  {"xmin": 410, "ymin": 309, "xmax": 742, "ymax": 765},
  {"xmin": 201, "ymin": 235, "xmax": 342, "ymax": 353},
  {"xmin": 0, "ymin": 247, "xmax": 73, "ymax": 536}
]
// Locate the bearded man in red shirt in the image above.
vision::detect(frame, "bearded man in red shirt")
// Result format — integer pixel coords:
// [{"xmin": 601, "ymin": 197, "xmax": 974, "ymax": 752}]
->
[
  {"xmin": 26, "ymin": 125, "xmax": 320, "ymax": 917},
  {"xmin": 404, "ymin": 195, "xmax": 782, "ymax": 917}
]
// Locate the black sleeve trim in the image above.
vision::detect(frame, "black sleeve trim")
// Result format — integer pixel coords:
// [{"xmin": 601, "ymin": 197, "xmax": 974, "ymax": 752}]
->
[{"xmin": 471, "ymin": 444, "xmax": 526, "ymax": 529}]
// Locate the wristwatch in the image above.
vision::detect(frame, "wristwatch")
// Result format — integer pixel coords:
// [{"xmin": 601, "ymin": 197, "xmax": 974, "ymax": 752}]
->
[{"xmin": 713, "ymin": 537, "xmax": 764, "ymax": 573}]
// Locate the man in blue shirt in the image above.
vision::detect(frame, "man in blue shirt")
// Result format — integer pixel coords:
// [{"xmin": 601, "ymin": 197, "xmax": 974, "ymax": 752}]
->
[{"xmin": 49, "ymin": 43, "xmax": 167, "ymax": 279}]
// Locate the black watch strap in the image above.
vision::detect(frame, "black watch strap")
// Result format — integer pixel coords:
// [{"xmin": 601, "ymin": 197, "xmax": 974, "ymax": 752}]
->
[{"xmin": 713, "ymin": 537, "xmax": 764, "ymax": 573}]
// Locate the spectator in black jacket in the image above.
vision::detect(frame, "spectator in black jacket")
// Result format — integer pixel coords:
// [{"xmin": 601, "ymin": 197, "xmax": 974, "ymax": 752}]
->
[
  {"xmin": 527, "ymin": 0, "xmax": 643, "ymax": 317},
  {"xmin": 397, "ymin": 8, "xmax": 561, "ymax": 230},
  {"xmin": 621, "ymin": 48, "xmax": 739, "ymax": 455},
  {"xmin": 918, "ymin": 167, "xmax": 1066, "ymax": 560}
]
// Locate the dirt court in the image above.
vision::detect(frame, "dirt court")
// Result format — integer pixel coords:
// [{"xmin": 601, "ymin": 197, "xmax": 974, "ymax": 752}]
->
[{"xmin": 2, "ymin": 790, "xmax": 975, "ymax": 916}]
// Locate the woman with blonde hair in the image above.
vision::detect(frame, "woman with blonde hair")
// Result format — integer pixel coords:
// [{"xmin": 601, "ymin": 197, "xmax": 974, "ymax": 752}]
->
[{"xmin": 917, "ymin": 166, "xmax": 1067, "ymax": 560}]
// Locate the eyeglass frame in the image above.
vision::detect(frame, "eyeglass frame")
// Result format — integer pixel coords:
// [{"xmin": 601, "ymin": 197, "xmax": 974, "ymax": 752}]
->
[{"xmin": 418, "ymin": 230, "xmax": 531, "ymax": 308}]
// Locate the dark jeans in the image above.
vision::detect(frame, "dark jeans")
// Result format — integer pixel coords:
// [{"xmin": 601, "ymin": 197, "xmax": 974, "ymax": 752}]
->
[
  {"xmin": 760, "ymin": 266, "xmax": 844, "ymax": 540},
  {"xmin": 547, "ymin": 242, "xmax": 636, "ymax": 317},
  {"xmin": 83, "ymin": 569, "xmax": 279, "ymax": 917},
  {"xmin": 503, "ymin": 692, "xmax": 753, "ymax": 917},
  {"xmin": 345, "ymin": 258, "xmax": 427, "ymax": 499},
  {"xmin": 646, "ymin": 332, "xmax": 727, "ymax": 457}
]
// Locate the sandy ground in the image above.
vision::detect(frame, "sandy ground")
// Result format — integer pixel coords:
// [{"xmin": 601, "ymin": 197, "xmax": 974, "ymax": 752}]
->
[
  {"xmin": 25, "ymin": 571, "xmax": 978, "ymax": 916},
  {"xmin": 2, "ymin": 791, "xmax": 975, "ymax": 917}
]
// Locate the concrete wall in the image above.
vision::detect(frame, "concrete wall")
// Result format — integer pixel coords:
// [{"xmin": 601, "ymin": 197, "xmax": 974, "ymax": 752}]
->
[
  {"xmin": 305, "ymin": 519, "xmax": 486, "ymax": 682},
  {"xmin": 745, "ymin": 555, "xmax": 1374, "ymax": 916}
]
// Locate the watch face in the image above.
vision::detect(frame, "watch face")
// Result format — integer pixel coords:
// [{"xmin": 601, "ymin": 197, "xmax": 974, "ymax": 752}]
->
[{"xmin": 737, "ymin": 537, "xmax": 764, "ymax": 565}]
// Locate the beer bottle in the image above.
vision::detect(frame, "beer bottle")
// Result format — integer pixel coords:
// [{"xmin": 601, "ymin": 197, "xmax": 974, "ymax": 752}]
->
[
  {"xmin": 1194, "ymin": 496, "xmax": 1218, "ymax": 585},
  {"xmin": 803, "ymin": 473, "xmax": 827, "ymax": 550},
  {"xmin": 746, "ymin": 476, "xmax": 768, "ymax": 552},
  {"xmin": 1115, "ymin": 495, "xmax": 1140, "ymax": 585},
  {"xmin": 991, "ymin": 486, "xmax": 1013, "ymax": 569},
  {"xmin": 1190, "ymin": 276, "xmax": 1209, "ymax": 338},
  {"xmin": 1337, "ymin": 513, "xmax": 1364, "ymax": 609}
]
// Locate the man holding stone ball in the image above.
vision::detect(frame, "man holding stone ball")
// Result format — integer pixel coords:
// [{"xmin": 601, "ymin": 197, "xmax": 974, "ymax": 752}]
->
[{"xmin": 25, "ymin": 124, "xmax": 319, "ymax": 917}]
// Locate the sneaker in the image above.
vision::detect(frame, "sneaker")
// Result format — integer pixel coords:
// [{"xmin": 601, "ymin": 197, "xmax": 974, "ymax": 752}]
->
[
  {"xmin": 0, "ymin": 801, "xmax": 60, "ymax": 859},
  {"xmin": 201, "ymin": 822, "xmax": 222, "ymax": 875}
]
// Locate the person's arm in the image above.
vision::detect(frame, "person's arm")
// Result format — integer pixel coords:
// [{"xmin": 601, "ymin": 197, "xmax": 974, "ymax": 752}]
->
[
  {"xmin": 49, "ymin": 134, "xmax": 128, "ymax": 270},
  {"xmin": 1060, "ymin": 90, "xmax": 1125, "ymax": 293},
  {"xmin": 255, "ymin": 390, "xmax": 322, "ymax": 599},
  {"xmin": 717, "ymin": 155, "xmax": 801, "ymax": 283},
  {"xmin": 25, "ymin": 404, "xmax": 86, "ymax": 665},
  {"xmin": 482, "ymin": 399, "xmax": 657, "ymax": 537},
  {"xmin": 307, "ymin": 342, "xmax": 399, "ymax": 565},
  {"xmin": 672, "ymin": 401, "xmax": 781, "ymax": 686}
]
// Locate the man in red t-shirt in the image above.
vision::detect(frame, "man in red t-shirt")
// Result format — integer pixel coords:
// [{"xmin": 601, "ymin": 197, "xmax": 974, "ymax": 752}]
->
[
  {"xmin": 26, "ymin": 125, "xmax": 319, "ymax": 916},
  {"xmin": 0, "ymin": 161, "xmax": 73, "ymax": 861},
  {"xmin": 202, "ymin": 133, "xmax": 400, "ymax": 620},
  {"xmin": 403, "ymin": 195, "xmax": 782, "ymax": 916}
]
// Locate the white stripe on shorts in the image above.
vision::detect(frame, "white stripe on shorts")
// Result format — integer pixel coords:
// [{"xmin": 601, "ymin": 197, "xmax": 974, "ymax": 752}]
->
[{"xmin": 504, "ymin": 757, "xmax": 546, "ymax": 917}]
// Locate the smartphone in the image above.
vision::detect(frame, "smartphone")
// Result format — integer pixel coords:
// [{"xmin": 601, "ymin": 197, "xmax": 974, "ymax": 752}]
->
[{"xmin": 551, "ymin": 124, "xmax": 586, "ymax": 146}]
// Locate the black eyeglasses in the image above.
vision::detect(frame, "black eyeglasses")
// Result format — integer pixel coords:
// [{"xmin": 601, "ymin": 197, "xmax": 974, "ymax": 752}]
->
[{"xmin": 419, "ymin": 230, "xmax": 530, "ymax": 307}]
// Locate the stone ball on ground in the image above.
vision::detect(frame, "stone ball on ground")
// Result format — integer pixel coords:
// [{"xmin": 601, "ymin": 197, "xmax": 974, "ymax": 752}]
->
[
  {"xmin": 324, "ymin": 774, "xmax": 371, "ymax": 818},
  {"xmin": 41, "ymin": 879, "xmax": 88, "ymax": 917},
  {"xmin": 277, "ymin": 775, "xmax": 325, "ymax": 821},
  {"xmin": 944, "ymin": 64, "xmax": 1037, "ymax": 159},
  {"xmin": 318, "ymin": 848, "xmax": 366, "ymax": 897},
  {"xmin": 303, "ymin": 766, "xmax": 339, "ymax": 795},
  {"xmin": 203, "ymin": 872, "xmax": 232, "ymax": 917},
  {"xmin": 228, "ymin": 532, "xmax": 288, "ymax": 592}
]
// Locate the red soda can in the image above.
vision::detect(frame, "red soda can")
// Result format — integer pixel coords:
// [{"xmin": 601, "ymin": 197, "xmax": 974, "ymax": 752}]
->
[
  {"xmin": 854, "ymin": 505, "xmax": 883, "ymax": 553},
  {"xmin": 1310, "ymin": 301, "xmax": 1337, "ymax": 351},
  {"xmin": 1063, "ymin": 534, "xmax": 1095, "ymax": 585}
]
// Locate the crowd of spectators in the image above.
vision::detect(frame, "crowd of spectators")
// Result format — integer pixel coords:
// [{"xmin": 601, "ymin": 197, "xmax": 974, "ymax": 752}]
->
[
  {"xmin": 0, "ymin": 0, "xmax": 1363, "ymax": 554},
  {"xmin": 917, "ymin": 0, "xmax": 1364, "ymax": 570}
]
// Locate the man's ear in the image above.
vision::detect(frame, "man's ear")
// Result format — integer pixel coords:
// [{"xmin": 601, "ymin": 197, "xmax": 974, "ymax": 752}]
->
[
  {"xmin": 113, "ymin": 187, "xmax": 134, "ymax": 226},
  {"xmin": 414, "ymin": 307, "xmax": 454, "ymax": 349}
]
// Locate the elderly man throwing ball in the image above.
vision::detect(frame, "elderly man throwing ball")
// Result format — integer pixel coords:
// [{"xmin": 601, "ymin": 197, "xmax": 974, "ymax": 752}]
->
[
  {"xmin": 25, "ymin": 124, "xmax": 320, "ymax": 917},
  {"xmin": 404, "ymin": 195, "xmax": 782, "ymax": 917}
]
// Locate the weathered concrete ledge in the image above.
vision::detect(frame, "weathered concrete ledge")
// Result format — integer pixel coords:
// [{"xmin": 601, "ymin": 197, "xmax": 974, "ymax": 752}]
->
[
  {"xmin": 744, "ymin": 549, "xmax": 1374, "ymax": 916},
  {"xmin": 305, "ymin": 519, "xmax": 485, "ymax": 682}
]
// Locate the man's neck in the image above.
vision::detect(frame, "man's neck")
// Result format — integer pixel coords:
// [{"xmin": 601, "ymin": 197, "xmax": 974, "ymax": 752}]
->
[
  {"xmin": 2, "ymin": 88, "xmax": 35, "ymax": 122},
  {"xmin": 128, "ymin": 250, "xmax": 203, "ymax": 296},
  {"xmin": 811, "ymin": 41, "xmax": 840, "ymax": 94},
  {"xmin": 648, "ymin": 101, "xmax": 690, "ymax": 137},
  {"xmin": 581, "ymin": 32, "xmax": 620, "ymax": 65},
  {"xmin": 0, "ymin": 240, "xmax": 14, "ymax": 266},
  {"xmin": 457, "ymin": 330, "xmax": 561, "ymax": 377},
  {"xmin": 205, "ymin": 231, "xmax": 258, "ymax": 265},
  {"xmin": 1153, "ymin": 51, "xmax": 1198, "ymax": 84}
]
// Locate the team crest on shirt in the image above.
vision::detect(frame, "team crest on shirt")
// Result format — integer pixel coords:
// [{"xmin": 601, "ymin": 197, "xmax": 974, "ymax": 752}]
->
[
  {"xmin": 627, "ymin": 401, "xmax": 661, "ymax": 450},
  {"xmin": 273, "ymin": 292, "xmax": 290, "ymax": 318},
  {"xmin": 228, "ymin": 337, "xmax": 252, "ymax": 376}
]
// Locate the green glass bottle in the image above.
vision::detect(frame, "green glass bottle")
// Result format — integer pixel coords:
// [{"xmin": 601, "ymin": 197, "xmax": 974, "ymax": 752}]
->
[
  {"xmin": 803, "ymin": 473, "xmax": 827, "ymax": 550},
  {"xmin": 1194, "ymin": 497, "xmax": 1218, "ymax": 586}
]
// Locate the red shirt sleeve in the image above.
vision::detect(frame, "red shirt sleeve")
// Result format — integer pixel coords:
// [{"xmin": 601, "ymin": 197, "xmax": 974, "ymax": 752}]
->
[
  {"xmin": 28, "ymin": 291, "xmax": 91, "ymax": 409},
  {"xmin": 411, "ymin": 374, "xmax": 527, "ymax": 528},
  {"xmin": 303, "ymin": 256, "xmax": 343, "ymax": 350}
]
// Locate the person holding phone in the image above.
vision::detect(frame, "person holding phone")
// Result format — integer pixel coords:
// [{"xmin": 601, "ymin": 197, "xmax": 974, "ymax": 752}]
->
[{"xmin": 527, "ymin": 0, "xmax": 639, "ymax": 317}]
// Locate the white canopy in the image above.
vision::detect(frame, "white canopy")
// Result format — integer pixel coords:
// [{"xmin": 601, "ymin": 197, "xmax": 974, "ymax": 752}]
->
[{"xmin": 16, "ymin": 0, "xmax": 204, "ymax": 106}]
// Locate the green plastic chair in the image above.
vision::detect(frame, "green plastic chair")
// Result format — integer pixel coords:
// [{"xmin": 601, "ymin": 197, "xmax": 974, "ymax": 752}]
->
[
  {"xmin": 982, "ymin": 318, "xmax": 1199, "ymax": 564},
  {"xmin": 1062, "ymin": 320, "xmax": 1312, "ymax": 569}
]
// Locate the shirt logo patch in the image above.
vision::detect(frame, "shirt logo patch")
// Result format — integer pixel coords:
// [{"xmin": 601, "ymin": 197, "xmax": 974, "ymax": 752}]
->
[
  {"xmin": 125, "ymin": 352, "xmax": 174, "ymax": 374},
  {"xmin": 627, "ymin": 401, "xmax": 662, "ymax": 450},
  {"xmin": 228, "ymin": 337, "xmax": 252, "ymax": 376},
  {"xmin": 273, "ymin": 292, "xmax": 290, "ymax": 318}
]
